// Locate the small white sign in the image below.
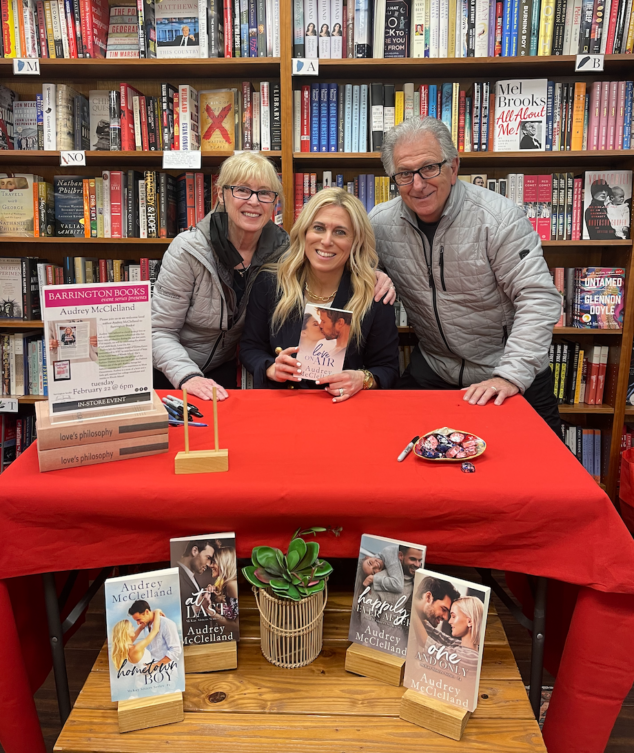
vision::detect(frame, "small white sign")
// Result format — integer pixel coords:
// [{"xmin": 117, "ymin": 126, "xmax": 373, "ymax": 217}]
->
[
  {"xmin": 60, "ymin": 150, "xmax": 86, "ymax": 166},
  {"xmin": 292, "ymin": 58, "xmax": 319, "ymax": 76},
  {"xmin": 0, "ymin": 398, "xmax": 18, "ymax": 413},
  {"xmin": 13, "ymin": 58, "xmax": 40, "ymax": 75},
  {"xmin": 162, "ymin": 150, "xmax": 202, "ymax": 170},
  {"xmin": 575, "ymin": 53, "xmax": 604, "ymax": 72}
]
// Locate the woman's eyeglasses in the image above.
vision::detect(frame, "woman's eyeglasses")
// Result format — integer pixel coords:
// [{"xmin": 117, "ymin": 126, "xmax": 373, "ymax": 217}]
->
[
  {"xmin": 226, "ymin": 185, "xmax": 278, "ymax": 203},
  {"xmin": 392, "ymin": 160, "xmax": 447, "ymax": 186}
]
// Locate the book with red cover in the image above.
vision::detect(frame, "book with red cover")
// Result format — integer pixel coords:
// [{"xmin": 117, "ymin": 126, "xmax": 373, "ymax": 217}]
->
[
  {"xmin": 458, "ymin": 90, "xmax": 465, "ymax": 152},
  {"xmin": 109, "ymin": 171, "xmax": 123, "ymax": 238},
  {"xmin": 572, "ymin": 177, "xmax": 582, "ymax": 240},
  {"xmin": 223, "ymin": 0, "xmax": 232, "ymax": 57},
  {"xmin": 173, "ymin": 91, "xmax": 180, "ymax": 150},
  {"xmin": 242, "ymin": 81, "xmax": 253, "ymax": 150},
  {"xmin": 536, "ymin": 174, "xmax": 552, "ymax": 240},
  {"xmin": 81, "ymin": 0, "xmax": 108, "ymax": 57},
  {"xmin": 419, "ymin": 85, "xmax": 429, "ymax": 117},
  {"xmin": 300, "ymin": 85, "xmax": 310, "ymax": 153},
  {"xmin": 195, "ymin": 172, "xmax": 205, "ymax": 224},
  {"xmin": 598, "ymin": 80, "xmax": 610, "ymax": 151},
  {"xmin": 523, "ymin": 174, "xmax": 538, "ymax": 232},
  {"xmin": 119, "ymin": 83, "xmax": 143, "ymax": 151},
  {"xmin": 585, "ymin": 344, "xmax": 602, "ymax": 404},
  {"xmin": 595, "ymin": 344, "xmax": 609, "ymax": 404},
  {"xmin": 294, "ymin": 172, "xmax": 303, "ymax": 220}
]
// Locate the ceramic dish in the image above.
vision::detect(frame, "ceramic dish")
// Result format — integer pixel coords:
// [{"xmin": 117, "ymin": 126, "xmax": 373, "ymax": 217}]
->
[{"xmin": 413, "ymin": 427, "xmax": 486, "ymax": 462}]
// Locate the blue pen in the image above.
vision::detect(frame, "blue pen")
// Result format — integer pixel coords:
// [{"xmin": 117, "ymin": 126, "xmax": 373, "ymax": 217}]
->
[
  {"xmin": 168, "ymin": 419, "xmax": 208, "ymax": 427},
  {"xmin": 163, "ymin": 403, "xmax": 181, "ymax": 420}
]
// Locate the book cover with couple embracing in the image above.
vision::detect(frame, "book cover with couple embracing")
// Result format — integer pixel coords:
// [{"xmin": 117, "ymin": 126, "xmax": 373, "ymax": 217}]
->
[
  {"xmin": 403, "ymin": 569, "xmax": 491, "ymax": 713},
  {"xmin": 105, "ymin": 567, "xmax": 185, "ymax": 703},
  {"xmin": 170, "ymin": 532, "xmax": 240, "ymax": 646},
  {"xmin": 296, "ymin": 303, "xmax": 352, "ymax": 381},
  {"xmin": 348, "ymin": 534, "xmax": 427, "ymax": 658}
]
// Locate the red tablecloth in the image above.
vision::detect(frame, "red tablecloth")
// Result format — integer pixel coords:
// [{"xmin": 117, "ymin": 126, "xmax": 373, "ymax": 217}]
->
[{"xmin": 1, "ymin": 390, "xmax": 634, "ymax": 753}]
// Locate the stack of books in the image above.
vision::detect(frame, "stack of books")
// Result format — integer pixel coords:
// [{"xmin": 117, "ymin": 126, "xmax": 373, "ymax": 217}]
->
[{"xmin": 561, "ymin": 423, "xmax": 602, "ymax": 481}]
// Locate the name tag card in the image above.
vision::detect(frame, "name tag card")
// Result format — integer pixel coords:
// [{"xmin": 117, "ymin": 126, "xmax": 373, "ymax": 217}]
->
[
  {"xmin": 60, "ymin": 150, "xmax": 86, "ymax": 166},
  {"xmin": 0, "ymin": 398, "xmax": 18, "ymax": 413},
  {"xmin": 292, "ymin": 58, "xmax": 319, "ymax": 75},
  {"xmin": 162, "ymin": 150, "xmax": 202, "ymax": 170},
  {"xmin": 13, "ymin": 58, "xmax": 40, "ymax": 75},
  {"xmin": 575, "ymin": 54, "xmax": 604, "ymax": 72}
]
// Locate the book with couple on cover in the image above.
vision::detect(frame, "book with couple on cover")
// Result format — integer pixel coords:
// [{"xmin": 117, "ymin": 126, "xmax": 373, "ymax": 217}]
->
[{"xmin": 296, "ymin": 303, "xmax": 352, "ymax": 381}]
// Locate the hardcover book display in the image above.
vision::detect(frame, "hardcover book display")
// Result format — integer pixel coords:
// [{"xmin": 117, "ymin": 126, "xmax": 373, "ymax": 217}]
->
[{"xmin": 583, "ymin": 171, "xmax": 632, "ymax": 241}]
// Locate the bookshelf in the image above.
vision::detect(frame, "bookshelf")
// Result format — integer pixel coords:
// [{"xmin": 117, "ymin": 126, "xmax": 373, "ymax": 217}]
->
[{"xmin": 2, "ymin": 0, "xmax": 634, "ymax": 502}]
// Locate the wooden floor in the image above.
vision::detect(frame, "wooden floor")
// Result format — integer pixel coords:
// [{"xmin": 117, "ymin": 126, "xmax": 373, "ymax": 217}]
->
[{"xmin": 2, "ymin": 564, "xmax": 633, "ymax": 752}]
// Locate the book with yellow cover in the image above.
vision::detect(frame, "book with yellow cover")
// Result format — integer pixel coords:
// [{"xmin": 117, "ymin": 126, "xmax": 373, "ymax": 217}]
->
[{"xmin": 199, "ymin": 89, "xmax": 237, "ymax": 152}]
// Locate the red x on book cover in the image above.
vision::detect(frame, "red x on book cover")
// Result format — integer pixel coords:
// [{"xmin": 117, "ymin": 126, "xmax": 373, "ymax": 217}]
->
[{"xmin": 200, "ymin": 89, "xmax": 237, "ymax": 151}]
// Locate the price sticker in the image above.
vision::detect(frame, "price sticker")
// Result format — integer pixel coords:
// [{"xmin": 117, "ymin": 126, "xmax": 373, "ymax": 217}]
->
[
  {"xmin": 575, "ymin": 54, "xmax": 604, "ymax": 72},
  {"xmin": 0, "ymin": 398, "xmax": 18, "ymax": 413},
  {"xmin": 13, "ymin": 58, "xmax": 40, "ymax": 75},
  {"xmin": 292, "ymin": 58, "xmax": 319, "ymax": 76},
  {"xmin": 60, "ymin": 150, "xmax": 86, "ymax": 166},
  {"xmin": 162, "ymin": 150, "xmax": 202, "ymax": 170}
]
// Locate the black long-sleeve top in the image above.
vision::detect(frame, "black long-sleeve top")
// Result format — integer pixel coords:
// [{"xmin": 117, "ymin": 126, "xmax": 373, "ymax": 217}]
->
[{"xmin": 240, "ymin": 268, "xmax": 400, "ymax": 390}]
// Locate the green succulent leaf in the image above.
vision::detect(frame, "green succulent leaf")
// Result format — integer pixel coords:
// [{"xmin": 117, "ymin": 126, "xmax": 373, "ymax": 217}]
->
[
  {"xmin": 287, "ymin": 551, "xmax": 300, "ymax": 570},
  {"xmin": 254, "ymin": 568, "xmax": 273, "ymax": 584},
  {"xmin": 286, "ymin": 584, "xmax": 302, "ymax": 601},
  {"xmin": 270, "ymin": 578, "xmax": 290, "ymax": 590},
  {"xmin": 303, "ymin": 580, "xmax": 326, "ymax": 595},
  {"xmin": 253, "ymin": 546, "xmax": 282, "ymax": 573},
  {"xmin": 274, "ymin": 548, "xmax": 286, "ymax": 572},
  {"xmin": 242, "ymin": 566, "xmax": 267, "ymax": 588},
  {"xmin": 290, "ymin": 574, "xmax": 303, "ymax": 585},
  {"xmin": 296, "ymin": 541, "xmax": 319, "ymax": 570},
  {"xmin": 288, "ymin": 537, "xmax": 307, "ymax": 560},
  {"xmin": 314, "ymin": 561, "xmax": 333, "ymax": 579}
]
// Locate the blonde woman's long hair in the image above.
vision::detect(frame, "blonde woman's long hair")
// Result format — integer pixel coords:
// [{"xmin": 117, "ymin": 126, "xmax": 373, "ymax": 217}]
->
[
  {"xmin": 111, "ymin": 620, "xmax": 133, "ymax": 671},
  {"xmin": 453, "ymin": 596, "xmax": 484, "ymax": 650},
  {"xmin": 271, "ymin": 189, "xmax": 378, "ymax": 346},
  {"xmin": 214, "ymin": 547, "xmax": 237, "ymax": 590}
]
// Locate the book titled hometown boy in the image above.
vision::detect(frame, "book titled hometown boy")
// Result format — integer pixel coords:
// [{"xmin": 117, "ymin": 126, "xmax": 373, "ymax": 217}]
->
[
  {"xmin": 170, "ymin": 532, "xmax": 240, "ymax": 646},
  {"xmin": 105, "ymin": 567, "xmax": 185, "ymax": 703},
  {"xmin": 403, "ymin": 569, "xmax": 491, "ymax": 713},
  {"xmin": 348, "ymin": 534, "xmax": 426, "ymax": 657}
]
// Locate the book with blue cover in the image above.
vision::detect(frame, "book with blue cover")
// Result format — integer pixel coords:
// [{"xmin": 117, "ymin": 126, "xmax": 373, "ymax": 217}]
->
[
  {"xmin": 319, "ymin": 83, "xmax": 329, "ymax": 152},
  {"xmin": 328, "ymin": 83, "xmax": 338, "ymax": 152},
  {"xmin": 105, "ymin": 567, "xmax": 185, "ymax": 703},
  {"xmin": 310, "ymin": 83, "xmax": 320, "ymax": 152}
]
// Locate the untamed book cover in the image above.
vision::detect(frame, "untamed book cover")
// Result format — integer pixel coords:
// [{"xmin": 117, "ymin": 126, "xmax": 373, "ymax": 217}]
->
[
  {"xmin": 348, "ymin": 534, "xmax": 426, "ymax": 657},
  {"xmin": 403, "ymin": 568, "xmax": 490, "ymax": 713}
]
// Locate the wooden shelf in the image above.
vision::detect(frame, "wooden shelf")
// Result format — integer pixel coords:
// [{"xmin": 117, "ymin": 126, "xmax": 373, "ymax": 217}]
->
[
  {"xmin": 0, "ymin": 57, "xmax": 281, "ymax": 79},
  {"xmin": 624, "ymin": 406, "xmax": 634, "ymax": 416},
  {"xmin": 316, "ymin": 54, "xmax": 634, "ymax": 79},
  {"xmin": 13, "ymin": 395, "xmax": 47, "ymax": 403},
  {"xmin": 0, "ymin": 320, "xmax": 43, "ymax": 328},
  {"xmin": 0, "ymin": 237, "xmax": 171, "ymax": 244},
  {"xmin": 542, "ymin": 240, "xmax": 632, "ymax": 248},
  {"xmin": 559, "ymin": 404, "xmax": 615, "ymax": 414},
  {"xmin": 398, "ymin": 326, "xmax": 623, "ymax": 335},
  {"xmin": 0, "ymin": 150, "xmax": 282, "ymax": 167}
]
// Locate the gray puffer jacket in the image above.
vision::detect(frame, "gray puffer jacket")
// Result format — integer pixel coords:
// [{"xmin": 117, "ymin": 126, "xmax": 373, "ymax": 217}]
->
[
  {"xmin": 369, "ymin": 179, "xmax": 561, "ymax": 393},
  {"xmin": 152, "ymin": 215, "xmax": 289, "ymax": 388}
]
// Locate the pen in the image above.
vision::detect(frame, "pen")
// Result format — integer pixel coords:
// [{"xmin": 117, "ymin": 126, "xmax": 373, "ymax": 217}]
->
[
  {"xmin": 168, "ymin": 420, "xmax": 208, "ymax": 427},
  {"xmin": 163, "ymin": 403, "xmax": 182, "ymax": 420},
  {"xmin": 397, "ymin": 436, "xmax": 420, "ymax": 462},
  {"xmin": 166, "ymin": 394, "xmax": 204, "ymax": 418}
]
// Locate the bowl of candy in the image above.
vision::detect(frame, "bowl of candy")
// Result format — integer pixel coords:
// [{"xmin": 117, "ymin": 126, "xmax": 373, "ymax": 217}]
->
[{"xmin": 413, "ymin": 427, "xmax": 486, "ymax": 462}]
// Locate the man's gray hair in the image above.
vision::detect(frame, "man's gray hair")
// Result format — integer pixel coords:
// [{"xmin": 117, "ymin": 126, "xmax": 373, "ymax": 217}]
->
[{"xmin": 381, "ymin": 117, "xmax": 460, "ymax": 177}]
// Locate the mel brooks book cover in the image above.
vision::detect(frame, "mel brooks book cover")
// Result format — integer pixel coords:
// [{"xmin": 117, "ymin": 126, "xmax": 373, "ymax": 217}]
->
[
  {"xmin": 170, "ymin": 533, "xmax": 240, "ymax": 645},
  {"xmin": 403, "ymin": 568, "xmax": 491, "ymax": 713},
  {"xmin": 348, "ymin": 534, "xmax": 426, "ymax": 657},
  {"xmin": 105, "ymin": 567, "xmax": 185, "ymax": 703},
  {"xmin": 493, "ymin": 79, "xmax": 547, "ymax": 152},
  {"xmin": 296, "ymin": 303, "xmax": 352, "ymax": 381}
]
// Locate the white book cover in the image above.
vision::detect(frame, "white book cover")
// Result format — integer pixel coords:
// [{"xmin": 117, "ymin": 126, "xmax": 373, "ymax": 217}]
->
[
  {"xmin": 429, "ymin": 0, "xmax": 439, "ymax": 56},
  {"xmin": 23, "ymin": 0, "xmax": 39, "ymax": 58},
  {"xmin": 42, "ymin": 281, "xmax": 153, "ymax": 415},
  {"xmin": 132, "ymin": 96, "xmax": 143, "ymax": 150},
  {"xmin": 272, "ymin": 0, "xmax": 281, "ymax": 55},
  {"xmin": 403, "ymin": 568, "xmax": 490, "ymax": 713},
  {"xmin": 372, "ymin": 0, "xmax": 385, "ymax": 57},
  {"xmin": 102, "ymin": 171, "xmax": 111, "ymax": 238},
  {"xmin": 57, "ymin": 0, "xmax": 70, "ymax": 57},
  {"xmin": 89, "ymin": 90, "xmax": 110, "ymax": 151},
  {"xmin": 493, "ymin": 79, "xmax": 547, "ymax": 152},
  {"xmin": 129, "ymin": 265, "xmax": 141, "ymax": 281},
  {"xmin": 10, "ymin": 334, "xmax": 26, "ymax": 395},
  {"xmin": 253, "ymin": 91, "xmax": 261, "ymax": 150},
  {"xmin": 348, "ymin": 534, "xmax": 426, "ymax": 657},
  {"xmin": 474, "ymin": 0, "xmax": 488, "ymax": 56},
  {"xmin": 318, "ymin": 0, "xmax": 331, "ymax": 56},
  {"xmin": 583, "ymin": 171, "xmax": 632, "ymax": 240},
  {"xmin": 439, "ymin": 0, "xmax": 448, "ymax": 57},
  {"xmin": 293, "ymin": 89, "xmax": 301, "ymax": 152},
  {"xmin": 198, "ymin": 0, "xmax": 209, "ymax": 57},
  {"xmin": 156, "ymin": 0, "xmax": 201, "ymax": 58},
  {"xmin": 0, "ymin": 174, "xmax": 37, "ymax": 237},
  {"xmin": 600, "ymin": 0, "xmax": 612, "ymax": 53},
  {"xmin": 344, "ymin": 83, "xmax": 353, "ymax": 151},
  {"xmin": 105, "ymin": 568, "xmax": 185, "ymax": 703},
  {"xmin": 42, "ymin": 84, "xmax": 57, "ymax": 151},
  {"xmin": 403, "ymin": 82, "xmax": 414, "ymax": 120},
  {"xmin": 295, "ymin": 304, "xmax": 352, "ymax": 380},
  {"xmin": 569, "ymin": 0, "xmax": 583, "ymax": 53},
  {"xmin": 266, "ymin": 0, "xmax": 274, "ymax": 54},
  {"xmin": 323, "ymin": 170, "xmax": 332, "ymax": 186},
  {"xmin": 354, "ymin": 0, "xmax": 370, "ymax": 52},
  {"xmin": 359, "ymin": 84, "xmax": 368, "ymax": 152},
  {"xmin": 352, "ymin": 85, "xmax": 360, "ymax": 151},
  {"xmin": 304, "ymin": 0, "xmax": 319, "ymax": 57},
  {"xmin": 330, "ymin": 0, "xmax": 343, "ymax": 56},
  {"xmin": 552, "ymin": 82, "xmax": 562, "ymax": 150},
  {"xmin": 0, "ymin": 258, "xmax": 23, "ymax": 317},
  {"xmin": 411, "ymin": 0, "xmax": 426, "ymax": 56},
  {"xmin": 13, "ymin": 101, "xmax": 37, "ymax": 150},
  {"xmin": 458, "ymin": 0, "xmax": 468, "ymax": 56},
  {"xmin": 260, "ymin": 81, "xmax": 271, "ymax": 151},
  {"xmin": 49, "ymin": 0, "xmax": 62, "ymax": 57},
  {"xmin": 179, "ymin": 85, "xmax": 200, "ymax": 150}
]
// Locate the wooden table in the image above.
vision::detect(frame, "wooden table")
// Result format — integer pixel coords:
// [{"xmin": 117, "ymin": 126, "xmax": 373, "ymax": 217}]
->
[{"xmin": 54, "ymin": 590, "xmax": 546, "ymax": 752}]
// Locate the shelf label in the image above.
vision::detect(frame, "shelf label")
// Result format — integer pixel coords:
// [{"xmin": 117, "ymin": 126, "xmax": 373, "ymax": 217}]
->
[
  {"xmin": 292, "ymin": 58, "xmax": 319, "ymax": 76},
  {"xmin": 162, "ymin": 150, "xmax": 202, "ymax": 170},
  {"xmin": 575, "ymin": 54, "xmax": 604, "ymax": 72},
  {"xmin": 0, "ymin": 398, "xmax": 18, "ymax": 413},
  {"xmin": 13, "ymin": 58, "xmax": 40, "ymax": 75},
  {"xmin": 60, "ymin": 150, "xmax": 86, "ymax": 166}
]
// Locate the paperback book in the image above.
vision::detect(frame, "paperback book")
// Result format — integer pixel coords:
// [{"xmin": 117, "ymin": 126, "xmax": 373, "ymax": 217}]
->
[
  {"xmin": 348, "ymin": 534, "xmax": 426, "ymax": 657},
  {"xmin": 403, "ymin": 568, "xmax": 491, "ymax": 713},
  {"xmin": 170, "ymin": 533, "xmax": 240, "ymax": 646},
  {"xmin": 105, "ymin": 567, "xmax": 185, "ymax": 703},
  {"xmin": 583, "ymin": 171, "xmax": 632, "ymax": 241},
  {"xmin": 295, "ymin": 303, "xmax": 352, "ymax": 381}
]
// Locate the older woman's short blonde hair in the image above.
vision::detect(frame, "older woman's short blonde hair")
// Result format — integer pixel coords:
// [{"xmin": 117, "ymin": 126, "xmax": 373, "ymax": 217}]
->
[{"xmin": 216, "ymin": 152, "xmax": 284, "ymax": 209}]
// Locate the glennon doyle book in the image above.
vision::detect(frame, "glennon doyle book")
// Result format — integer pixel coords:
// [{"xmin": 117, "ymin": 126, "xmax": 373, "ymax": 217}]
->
[
  {"xmin": 295, "ymin": 303, "xmax": 352, "ymax": 381},
  {"xmin": 170, "ymin": 533, "xmax": 240, "ymax": 646},
  {"xmin": 403, "ymin": 568, "xmax": 491, "ymax": 713},
  {"xmin": 583, "ymin": 171, "xmax": 632, "ymax": 241},
  {"xmin": 575, "ymin": 267, "xmax": 625, "ymax": 330},
  {"xmin": 493, "ymin": 79, "xmax": 547, "ymax": 152},
  {"xmin": 42, "ymin": 281, "xmax": 153, "ymax": 416},
  {"xmin": 348, "ymin": 534, "xmax": 426, "ymax": 657},
  {"xmin": 105, "ymin": 567, "xmax": 185, "ymax": 703}
]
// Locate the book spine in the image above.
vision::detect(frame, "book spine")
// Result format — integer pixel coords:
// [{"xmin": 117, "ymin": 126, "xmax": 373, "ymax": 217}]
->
[
  {"xmin": 538, "ymin": 0, "xmax": 556, "ymax": 53},
  {"xmin": 293, "ymin": 0, "xmax": 304, "ymax": 54},
  {"xmin": 328, "ymin": 83, "xmax": 338, "ymax": 152}
]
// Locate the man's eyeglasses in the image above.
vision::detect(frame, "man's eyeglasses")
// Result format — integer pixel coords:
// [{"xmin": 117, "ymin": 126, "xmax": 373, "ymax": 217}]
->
[
  {"xmin": 225, "ymin": 185, "xmax": 278, "ymax": 203},
  {"xmin": 392, "ymin": 160, "xmax": 447, "ymax": 186}
]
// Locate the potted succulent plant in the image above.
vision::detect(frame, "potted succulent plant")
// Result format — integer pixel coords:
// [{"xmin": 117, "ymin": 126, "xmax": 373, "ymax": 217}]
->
[{"xmin": 242, "ymin": 527, "xmax": 334, "ymax": 668}]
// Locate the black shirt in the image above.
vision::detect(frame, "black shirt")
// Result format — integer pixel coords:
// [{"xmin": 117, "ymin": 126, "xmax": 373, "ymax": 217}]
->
[
  {"xmin": 232, "ymin": 268, "xmax": 248, "ymax": 307},
  {"xmin": 416, "ymin": 217, "xmax": 440, "ymax": 247}
]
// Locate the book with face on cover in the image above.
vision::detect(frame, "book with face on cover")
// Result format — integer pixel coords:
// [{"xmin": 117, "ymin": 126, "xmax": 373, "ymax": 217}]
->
[
  {"xmin": 170, "ymin": 533, "xmax": 240, "ymax": 646},
  {"xmin": 105, "ymin": 567, "xmax": 185, "ymax": 703},
  {"xmin": 493, "ymin": 79, "xmax": 547, "ymax": 152},
  {"xmin": 403, "ymin": 568, "xmax": 491, "ymax": 713},
  {"xmin": 295, "ymin": 303, "xmax": 352, "ymax": 381},
  {"xmin": 347, "ymin": 534, "xmax": 426, "ymax": 658}
]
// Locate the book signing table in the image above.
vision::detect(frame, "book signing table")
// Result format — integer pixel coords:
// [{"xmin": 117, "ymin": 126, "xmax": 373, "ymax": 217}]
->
[{"xmin": 1, "ymin": 389, "xmax": 634, "ymax": 753}]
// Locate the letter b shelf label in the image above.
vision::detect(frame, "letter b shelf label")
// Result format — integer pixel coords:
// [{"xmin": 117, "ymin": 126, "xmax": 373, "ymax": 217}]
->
[
  {"xmin": 575, "ymin": 54, "xmax": 604, "ymax": 72},
  {"xmin": 60, "ymin": 151, "xmax": 86, "ymax": 166}
]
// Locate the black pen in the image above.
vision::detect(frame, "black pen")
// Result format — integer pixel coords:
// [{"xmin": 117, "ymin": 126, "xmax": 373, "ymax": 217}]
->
[
  {"xmin": 166, "ymin": 394, "xmax": 204, "ymax": 418},
  {"xmin": 397, "ymin": 436, "xmax": 419, "ymax": 462}
]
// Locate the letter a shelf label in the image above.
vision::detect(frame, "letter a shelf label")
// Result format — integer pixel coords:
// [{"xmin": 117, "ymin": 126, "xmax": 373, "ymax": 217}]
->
[{"xmin": 292, "ymin": 58, "xmax": 319, "ymax": 75}]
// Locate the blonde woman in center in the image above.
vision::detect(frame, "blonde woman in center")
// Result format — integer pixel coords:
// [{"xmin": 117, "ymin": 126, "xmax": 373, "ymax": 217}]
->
[
  {"xmin": 240, "ymin": 189, "xmax": 400, "ymax": 400},
  {"xmin": 111, "ymin": 610, "xmax": 163, "ymax": 672}
]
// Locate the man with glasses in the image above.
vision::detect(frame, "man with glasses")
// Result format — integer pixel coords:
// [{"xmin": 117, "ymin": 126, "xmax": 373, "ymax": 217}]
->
[{"xmin": 369, "ymin": 117, "xmax": 561, "ymax": 433}]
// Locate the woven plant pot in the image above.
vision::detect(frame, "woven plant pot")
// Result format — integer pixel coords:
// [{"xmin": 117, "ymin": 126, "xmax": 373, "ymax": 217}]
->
[{"xmin": 253, "ymin": 583, "xmax": 328, "ymax": 668}]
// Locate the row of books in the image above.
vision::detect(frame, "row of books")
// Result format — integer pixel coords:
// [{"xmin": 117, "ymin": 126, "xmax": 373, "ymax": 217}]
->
[
  {"xmin": 0, "ymin": 82, "xmax": 282, "ymax": 153},
  {"xmin": 561, "ymin": 422, "xmax": 601, "ymax": 482},
  {"xmin": 551, "ymin": 267, "xmax": 626, "ymax": 330},
  {"xmin": 292, "ymin": 78, "xmax": 634, "ymax": 155},
  {"xmin": 0, "ymin": 0, "xmax": 281, "ymax": 59},
  {"xmin": 0, "ymin": 255, "xmax": 163, "ymax": 321},
  {"xmin": 0, "ymin": 333, "xmax": 47, "ymax": 397},
  {"xmin": 550, "ymin": 341, "xmax": 612, "ymax": 405},
  {"xmin": 0, "ymin": 414, "xmax": 36, "ymax": 471},
  {"xmin": 293, "ymin": 171, "xmax": 396, "ymax": 216},
  {"xmin": 293, "ymin": 0, "xmax": 634, "ymax": 58}
]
